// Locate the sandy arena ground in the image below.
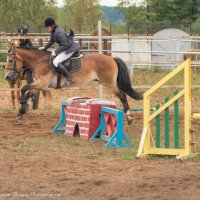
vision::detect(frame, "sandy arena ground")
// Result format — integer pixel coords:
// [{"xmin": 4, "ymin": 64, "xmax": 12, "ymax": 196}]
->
[{"xmin": 0, "ymin": 110, "xmax": 200, "ymax": 200}]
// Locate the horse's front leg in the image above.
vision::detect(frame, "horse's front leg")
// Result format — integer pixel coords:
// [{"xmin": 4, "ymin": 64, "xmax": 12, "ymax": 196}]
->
[
  {"xmin": 16, "ymin": 80, "xmax": 48, "ymax": 119},
  {"xmin": 9, "ymin": 83, "xmax": 16, "ymax": 109},
  {"xmin": 28, "ymin": 80, "xmax": 51, "ymax": 110},
  {"xmin": 16, "ymin": 78, "xmax": 22, "ymax": 108},
  {"xmin": 30, "ymin": 90, "xmax": 40, "ymax": 110},
  {"xmin": 16, "ymin": 84, "xmax": 30, "ymax": 119}
]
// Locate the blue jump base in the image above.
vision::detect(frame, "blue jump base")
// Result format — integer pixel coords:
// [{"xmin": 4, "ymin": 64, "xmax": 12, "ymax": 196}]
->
[
  {"xmin": 52, "ymin": 101, "xmax": 68, "ymax": 133},
  {"xmin": 90, "ymin": 107, "xmax": 132, "ymax": 148}
]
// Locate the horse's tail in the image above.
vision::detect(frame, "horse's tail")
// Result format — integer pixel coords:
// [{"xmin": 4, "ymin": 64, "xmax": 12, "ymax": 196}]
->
[{"xmin": 114, "ymin": 57, "xmax": 143, "ymax": 100}]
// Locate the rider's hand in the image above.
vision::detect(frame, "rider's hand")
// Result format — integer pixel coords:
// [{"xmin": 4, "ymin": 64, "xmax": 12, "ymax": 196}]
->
[
  {"xmin": 51, "ymin": 50, "xmax": 56, "ymax": 57},
  {"xmin": 38, "ymin": 47, "xmax": 45, "ymax": 51}
]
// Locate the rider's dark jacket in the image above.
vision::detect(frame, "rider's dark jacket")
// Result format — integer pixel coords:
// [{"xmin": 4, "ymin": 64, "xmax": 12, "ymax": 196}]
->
[
  {"xmin": 44, "ymin": 26, "xmax": 79, "ymax": 56},
  {"xmin": 19, "ymin": 38, "xmax": 33, "ymax": 47},
  {"xmin": 18, "ymin": 35, "xmax": 33, "ymax": 83}
]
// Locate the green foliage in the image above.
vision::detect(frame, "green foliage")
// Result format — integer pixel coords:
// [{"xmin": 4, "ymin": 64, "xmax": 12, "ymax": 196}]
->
[
  {"xmin": 191, "ymin": 17, "xmax": 200, "ymax": 34},
  {"xmin": 0, "ymin": 0, "xmax": 57, "ymax": 32},
  {"xmin": 0, "ymin": 0, "xmax": 200, "ymax": 35},
  {"xmin": 148, "ymin": 0, "xmax": 195, "ymax": 22},
  {"xmin": 0, "ymin": 54, "xmax": 6, "ymax": 62},
  {"xmin": 61, "ymin": 0, "xmax": 103, "ymax": 33},
  {"xmin": 118, "ymin": 0, "xmax": 200, "ymax": 34},
  {"xmin": 118, "ymin": 4, "xmax": 146, "ymax": 23}
]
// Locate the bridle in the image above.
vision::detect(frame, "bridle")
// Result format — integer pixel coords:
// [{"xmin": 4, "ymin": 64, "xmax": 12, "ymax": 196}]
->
[{"xmin": 6, "ymin": 46, "xmax": 27, "ymax": 74}]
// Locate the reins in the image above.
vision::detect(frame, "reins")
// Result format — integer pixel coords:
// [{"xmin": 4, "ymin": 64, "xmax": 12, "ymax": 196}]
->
[
  {"xmin": 7, "ymin": 46, "xmax": 50, "ymax": 73},
  {"xmin": 28, "ymin": 55, "xmax": 50, "ymax": 68}
]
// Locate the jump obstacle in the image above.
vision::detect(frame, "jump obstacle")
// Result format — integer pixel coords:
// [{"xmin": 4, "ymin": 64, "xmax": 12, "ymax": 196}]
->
[
  {"xmin": 137, "ymin": 59, "xmax": 199, "ymax": 159},
  {"xmin": 90, "ymin": 106, "xmax": 132, "ymax": 148},
  {"xmin": 53, "ymin": 97, "xmax": 132, "ymax": 148}
]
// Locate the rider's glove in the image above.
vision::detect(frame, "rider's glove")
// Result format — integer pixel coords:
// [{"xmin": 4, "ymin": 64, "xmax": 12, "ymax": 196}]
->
[
  {"xmin": 51, "ymin": 50, "xmax": 56, "ymax": 57},
  {"xmin": 38, "ymin": 47, "xmax": 45, "ymax": 51}
]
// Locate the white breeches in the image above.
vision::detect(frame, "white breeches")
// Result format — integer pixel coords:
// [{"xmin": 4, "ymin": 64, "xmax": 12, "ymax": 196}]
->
[{"xmin": 53, "ymin": 51, "xmax": 75, "ymax": 67}]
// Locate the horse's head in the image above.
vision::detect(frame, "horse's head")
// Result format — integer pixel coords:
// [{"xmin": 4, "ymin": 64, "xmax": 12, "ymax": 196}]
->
[{"xmin": 4, "ymin": 41, "xmax": 24, "ymax": 82}]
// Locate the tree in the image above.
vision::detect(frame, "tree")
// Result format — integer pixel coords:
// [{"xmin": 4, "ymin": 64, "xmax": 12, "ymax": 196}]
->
[
  {"xmin": 0, "ymin": 0, "xmax": 57, "ymax": 32},
  {"xmin": 118, "ymin": 0, "xmax": 200, "ymax": 34},
  {"xmin": 62, "ymin": 0, "xmax": 103, "ymax": 33}
]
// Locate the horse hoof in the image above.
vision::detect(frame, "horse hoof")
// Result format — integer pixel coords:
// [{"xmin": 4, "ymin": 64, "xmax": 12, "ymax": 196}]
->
[
  {"xmin": 32, "ymin": 105, "xmax": 38, "ymax": 110},
  {"xmin": 126, "ymin": 110, "xmax": 133, "ymax": 125},
  {"xmin": 25, "ymin": 104, "xmax": 29, "ymax": 113},
  {"xmin": 15, "ymin": 114, "xmax": 23, "ymax": 121},
  {"xmin": 127, "ymin": 117, "xmax": 133, "ymax": 125}
]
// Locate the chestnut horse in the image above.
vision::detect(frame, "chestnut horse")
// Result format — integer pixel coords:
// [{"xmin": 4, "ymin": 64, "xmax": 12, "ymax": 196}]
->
[
  {"xmin": 6, "ymin": 45, "xmax": 143, "ymax": 124},
  {"xmin": 5, "ymin": 41, "xmax": 52, "ymax": 110},
  {"xmin": 4, "ymin": 66, "xmax": 22, "ymax": 109}
]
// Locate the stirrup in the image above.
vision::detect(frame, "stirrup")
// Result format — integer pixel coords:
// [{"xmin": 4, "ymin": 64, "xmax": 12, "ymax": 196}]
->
[{"xmin": 64, "ymin": 77, "xmax": 74, "ymax": 85}]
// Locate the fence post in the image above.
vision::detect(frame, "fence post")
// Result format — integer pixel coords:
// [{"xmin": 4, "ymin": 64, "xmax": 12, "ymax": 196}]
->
[
  {"xmin": 129, "ymin": 39, "xmax": 134, "ymax": 78},
  {"xmin": 98, "ymin": 21, "xmax": 103, "ymax": 99}
]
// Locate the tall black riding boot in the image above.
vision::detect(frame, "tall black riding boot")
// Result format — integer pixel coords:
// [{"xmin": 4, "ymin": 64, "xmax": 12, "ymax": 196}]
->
[
  {"xmin": 57, "ymin": 63, "xmax": 73, "ymax": 84},
  {"xmin": 25, "ymin": 68, "xmax": 34, "ymax": 84}
]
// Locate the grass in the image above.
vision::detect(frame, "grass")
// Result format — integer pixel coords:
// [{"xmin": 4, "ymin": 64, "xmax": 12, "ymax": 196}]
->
[
  {"xmin": 0, "ymin": 108, "xmax": 14, "ymax": 112},
  {"xmin": 20, "ymin": 133, "xmax": 138, "ymax": 159},
  {"xmin": 132, "ymin": 67, "xmax": 200, "ymax": 88}
]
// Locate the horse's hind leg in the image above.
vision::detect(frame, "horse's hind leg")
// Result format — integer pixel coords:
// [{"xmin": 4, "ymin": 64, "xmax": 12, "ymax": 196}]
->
[
  {"xmin": 42, "ymin": 90, "xmax": 52, "ymax": 108},
  {"xmin": 31, "ymin": 91, "xmax": 40, "ymax": 110},
  {"xmin": 111, "ymin": 85, "xmax": 133, "ymax": 125},
  {"xmin": 119, "ymin": 91, "xmax": 134, "ymax": 125}
]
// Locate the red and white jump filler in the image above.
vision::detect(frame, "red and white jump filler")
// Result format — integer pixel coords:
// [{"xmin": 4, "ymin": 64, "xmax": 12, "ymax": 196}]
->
[{"xmin": 53, "ymin": 97, "xmax": 132, "ymax": 148}]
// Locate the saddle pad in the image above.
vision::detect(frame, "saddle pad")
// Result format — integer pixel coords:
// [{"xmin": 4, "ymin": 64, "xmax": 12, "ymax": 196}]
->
[
  {"xmin": 68, "ymin": 55, "xmax": 83, "ymax": 72},
  {"xmin": 50, "ymin": 54, "xmax": 83, "ymax": 74}
]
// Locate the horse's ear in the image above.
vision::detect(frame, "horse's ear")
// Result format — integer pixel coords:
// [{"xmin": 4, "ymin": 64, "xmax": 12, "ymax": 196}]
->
[
  {"xmin": 14, "ymin": 40, "xmax": 19, "ymax": 47},
  {"xmin": 69, "ymin": 29, "xmax": 74, "ymax": 37},
  {"xmin": 7, "ymin": 41, "xmax": 11, "ymax": 49}
]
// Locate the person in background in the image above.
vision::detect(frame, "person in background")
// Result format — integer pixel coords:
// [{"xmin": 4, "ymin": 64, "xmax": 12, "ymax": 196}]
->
[{"xmin": 17, "ymin": 26, "xmax": 34, "ymax": 84}]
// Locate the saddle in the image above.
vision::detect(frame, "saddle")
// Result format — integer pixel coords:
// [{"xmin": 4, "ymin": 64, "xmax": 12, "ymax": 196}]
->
[
  {"xmin": 49, "ymin": 51, "xmax": 82, "ymax": 88},
  {"xmin": 50, "ymin": 51, "xmax": 82, "ymax": 74}
]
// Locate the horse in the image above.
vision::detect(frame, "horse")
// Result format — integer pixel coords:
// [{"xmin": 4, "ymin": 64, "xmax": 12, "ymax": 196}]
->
[
  {"xmin": 5, "ymin": 41, "xmax": 52, "ymax": 110},
  {"xmin": 4, "ymin": 64, "xmax": 22, "ymax": 109},
  {"xmin": 89, "ymin": 28, "xmax": 111, "ymax": 56},
  {"xmin": 5, "ymin": 44, "xmax": 143, "ymax": 124}
]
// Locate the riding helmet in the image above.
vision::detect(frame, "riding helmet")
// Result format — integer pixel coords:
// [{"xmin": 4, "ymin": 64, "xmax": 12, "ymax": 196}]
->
[
  {"xmin": 18, "ymin": 26, "xmax": 27, "ymax": 34},
  {"xmin": 44, "ymin": 17, "xmax": 55, "ymax": 27}
]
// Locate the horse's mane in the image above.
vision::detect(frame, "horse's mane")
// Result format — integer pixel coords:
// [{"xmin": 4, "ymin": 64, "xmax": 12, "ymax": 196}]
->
[
  {"xmin": 16, "ymin": 46, "xmax": 39, "ymax": 51},
  {"xmin": 16, "ymin": 46, "xmax": 51, "ymax": 56}
]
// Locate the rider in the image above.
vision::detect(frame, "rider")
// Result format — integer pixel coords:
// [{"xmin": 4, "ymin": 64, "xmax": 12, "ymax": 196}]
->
[
  {"xmin": 39, "ymin": 17, "xmax": 80, "ymax": 83},
  {"xmin": 17, "ymin": 26, "xmax": 34, "ymax": 84}
]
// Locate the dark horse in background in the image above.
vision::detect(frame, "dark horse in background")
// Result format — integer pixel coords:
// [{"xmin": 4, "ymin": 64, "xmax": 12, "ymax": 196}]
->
[
  {"xmin": 5, "ymin": 40, "xmax": 52, "ymax": 109},
  {"xmin": 6, "ymin": 44, "xmax": 143, "ymax": 124},
  {"xmin": 89, "ymin": 29, "xmax": 111, "ymax": 56}
]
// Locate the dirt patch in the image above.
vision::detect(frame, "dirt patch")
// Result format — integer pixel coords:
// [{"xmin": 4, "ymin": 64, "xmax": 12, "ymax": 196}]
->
[{"xmin": 0, "ymin": 111, "xmax": 200, "ymax": 200}]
